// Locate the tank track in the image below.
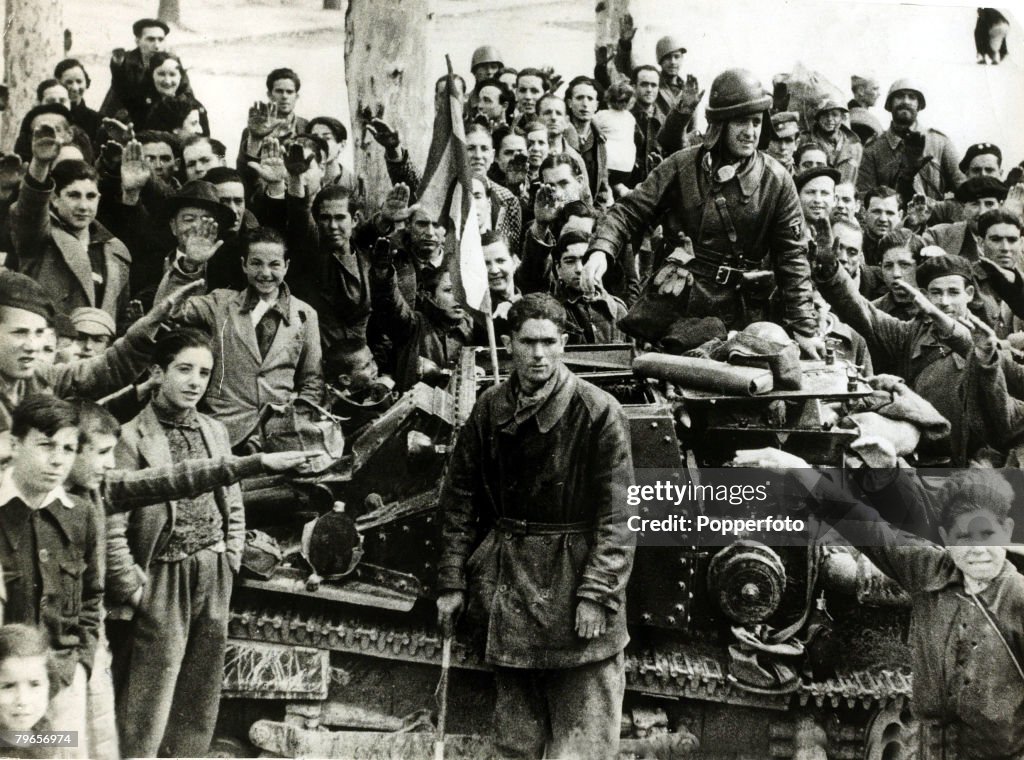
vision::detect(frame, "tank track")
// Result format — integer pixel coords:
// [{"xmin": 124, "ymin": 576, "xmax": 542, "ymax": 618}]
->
[{"xmin": 229, "ymin": 606, "xmax": 911, "ymax": 711}]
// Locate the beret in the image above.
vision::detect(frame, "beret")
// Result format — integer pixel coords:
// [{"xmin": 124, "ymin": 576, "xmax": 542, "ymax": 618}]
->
[
  {"xmin": 0, "ymin": 271, "xmax": 55, "ymax": 322},
  {"xmin": 795, "ymin": 166, "xmax": 841, "ymax": 191},
  {"xmin": 954, "ymin": 175, "xmax": 1007, "ymax": 203},
  {"xmin": 958, "ymin": 142, "xmax": 1002, "ymax": 173},
  {"xmin": 916, "ymin": 253, "xmax": 975, "ymax": 287},
  {"xmin": 69, "ymin": 307, "xmax": 115, "ymax": 337}
]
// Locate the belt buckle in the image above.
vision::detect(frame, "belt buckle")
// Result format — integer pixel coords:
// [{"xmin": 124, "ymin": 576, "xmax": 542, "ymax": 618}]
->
[
  {"xmin": 504, "ymin": 519, "xmax": 528, "ymax": 536},
  {"xmin": 715, "ymin": 265, "xmax": 732, "ymax": 285}
]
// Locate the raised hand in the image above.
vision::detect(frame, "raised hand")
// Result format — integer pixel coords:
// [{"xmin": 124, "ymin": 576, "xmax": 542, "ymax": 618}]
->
[
  {"xmin": 248, "ymin": 101, "xmax": 282, "ymax": 139},
  {"xmin": 284, "ymin": 142, "xmax": 312, "ymax": 177},
  {"xmin": 619, "ymin": 12, "xmax": 636, "ymax": 41},
  {"xmin": 260, "ymin": 450, "xmax": 321, "ymax": 474},
  {"xmin": 371, "ymin": 237, "xmax": 394, "ymax": 273},
  {"xmin": 380, "ymin": 182, "xmax": 411, "ymax": 223},
  {"xmin": 905, "ymin": 194, "xmax": 931, "ymax": 228},
  {"xmin": 31, "ymin": 125, "xmax": 61, "ymax": 165},
  {"xmin": 99, "ymin": 117, "xmax": 134, "ymax": 145},
  {"xmin": 1004, "ymin": 183, "xmax": 1024, "ymax": 220},
  {"xmin": 540, "ymin": 66, "xmax": 563, "ymax": 95},
  {"xmin": 98, "ymin": 141, "xmax": 125, "ymax": 175},
  {"xmin": 145, "ymin": 279, "xmax": 206, "ymax": 324},
  {"xmin": 247, "ymin": 137, "xmax": 288, "ymax": 185},
  {"xmin": 120, "ymin": 139, "xmax": 151, "ymax": 192},
  {"xmin": 678, "ymin": 74, "xmax": 704, "ymax": 111},
  {"xmin": 534, "ymin": 183, "xmax": 560, "ymax": 224},
  {"xmin": 890, "ymin": 278, "xmax": 939, "ymax": 319},
  {"xmin": 365, "ymin": 118, "xmax": 401, "ymax": 151},
  {"xmin": 0, "ymin": 155, "xmax": 24, "ymax": 197},
  {"xmin": 504, "ymin": 154, "xmax": 529, "ymax": 190},
  {"xmin": 182, "ymin": 217, "xmax": 223, "ymax": 265},
  {"xmin": 966, "ymin": 312, "xmax": 999, "ymax": 362}
]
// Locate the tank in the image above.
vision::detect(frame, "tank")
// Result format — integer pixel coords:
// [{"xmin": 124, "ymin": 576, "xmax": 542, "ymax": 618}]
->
[{"xmin": 211, "ymin": 344, "xmax": 925, "ymax": 760}]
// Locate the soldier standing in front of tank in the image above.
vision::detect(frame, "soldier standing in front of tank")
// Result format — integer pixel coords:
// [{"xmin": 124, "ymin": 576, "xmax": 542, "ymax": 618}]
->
[
  {"xmin": 581, "ymin": 68, "xmax": 826, "ymax": 357},
  {"xmin": 436, "ymin": 294, "xmax": 635, "ymax": 760}
]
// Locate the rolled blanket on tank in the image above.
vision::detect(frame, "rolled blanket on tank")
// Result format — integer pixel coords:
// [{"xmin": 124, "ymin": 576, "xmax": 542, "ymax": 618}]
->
[{"xmin": 633, "ymin": 353, "xmax": 774, "ymax": 395}]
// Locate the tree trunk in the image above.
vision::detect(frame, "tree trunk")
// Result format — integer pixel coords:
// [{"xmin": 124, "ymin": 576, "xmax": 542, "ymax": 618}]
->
[
  {"xmin": 158, "ymin": 0, "xmax": 180, "ymax": 26},
  {"xmin": 3, "ymin": 0, "xmax": 64, "ymax": 149},
  {"xmin": 345, "ymin": 0, "xmax": 433, "ymax": 210},
  {"xmin": 595, "ymin": 0, "xmax": 631, "ymax": 85}
]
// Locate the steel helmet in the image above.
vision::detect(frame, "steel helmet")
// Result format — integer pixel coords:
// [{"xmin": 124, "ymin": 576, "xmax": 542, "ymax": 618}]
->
[
  {"xmin": 471, "ymin": 45, "xmax": 504, "ymax": 72},
  {"xmin": 884, "ymin": 78, "xmax": 927, "ymax": 112},
  {"xmin": 705, "ymin": 69, "xmax": 773, "ymax": 123},
  {"xmin": 655, "ymin": 35, "xmax": 687, "ymax": 63}
]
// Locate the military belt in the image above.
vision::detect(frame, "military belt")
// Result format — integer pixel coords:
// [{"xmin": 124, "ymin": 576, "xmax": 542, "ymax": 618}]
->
[
  {"xmin": 687, "ymin": 246, "xmax": 767, "ymax": 288},
  {"xmin": 496, "ymin": 518, "xmax": 592, "ymax": 536}
]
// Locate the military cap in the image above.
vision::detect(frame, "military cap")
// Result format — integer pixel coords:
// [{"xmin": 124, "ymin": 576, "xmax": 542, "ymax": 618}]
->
[
  {"xmin": 795, "ymin": 166, "xmax": 841, "ymax": 191},
  {"xmin": 954, "ymin": 175, "xmax": 1008, "ymax": 203},
  {"xmin": 916, "ymin": 253, "xmax": 975, "ymax": 287},
  {"xmin": 959, "ymin": 142, "xmax": 1002, "ymax": 173},
  {"xmin": 814, "ymin": 98, "xmax": 848, "ymax": 118},
  {"xmin": 884, "ymin": 78, "xmax": 927, "ymax": 111},
  {"xmin": 770, "ymin": 111, "xmax": 800, "ymax": 139},
  {"xmin": 0, "ymin": 271, "xmax": 55, "ymax": 322},
  {"xmin": 69, "ymin": 307, "xmax": 115, "ymax": 338}
]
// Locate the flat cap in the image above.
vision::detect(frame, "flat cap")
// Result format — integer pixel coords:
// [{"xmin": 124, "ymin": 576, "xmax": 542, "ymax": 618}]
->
[
  {"xmin": 795, "ymin": 166, "xmax": 841, "ymax": 191},
  {"xmin": 770, "ymin": 111, "xmax": 800, "ymax": 138},
  {"xmin": 70, "ymin": 307, "xmax": 115, "ymax": 337}
]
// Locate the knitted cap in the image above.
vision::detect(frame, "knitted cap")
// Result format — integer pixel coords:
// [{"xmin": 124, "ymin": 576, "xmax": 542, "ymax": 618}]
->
[{"xmin": 0, "ymin": 271, "xmax": 55, "ymax": 323}]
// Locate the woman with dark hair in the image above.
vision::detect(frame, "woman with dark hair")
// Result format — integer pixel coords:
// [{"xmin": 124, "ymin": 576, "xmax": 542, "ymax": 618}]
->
[
  {"xmin": 130, "ymin": 52, "xmax": 210, "ymax": 135},
  {"xmin": 55, "ymin": 59, "xmax": 102, "ymax": 141}
]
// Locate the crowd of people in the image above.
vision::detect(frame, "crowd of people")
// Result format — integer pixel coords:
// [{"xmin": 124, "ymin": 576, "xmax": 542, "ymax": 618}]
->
[{"xmin": 0, "ymin": 10, "xmax": 1021, "ymax": 760}]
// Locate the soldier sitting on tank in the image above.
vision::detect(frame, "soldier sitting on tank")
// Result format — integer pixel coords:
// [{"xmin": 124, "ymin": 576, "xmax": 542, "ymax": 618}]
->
[
  {"xmin": 582, "ymin": 68, "xmax": 825, "ymax": 358},
  {"xmin": 324, "ymin": 338, "xmax": 396, "ymax": 438},
  {"xmin": 737, "ymin": 451, "xmax": 1024, "ymax": 760}
]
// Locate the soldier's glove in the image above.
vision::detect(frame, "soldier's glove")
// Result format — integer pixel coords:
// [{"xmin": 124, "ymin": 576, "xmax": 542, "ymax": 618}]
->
[
  {"xmin": 371, "ymin": 237, "xmax": 395, "ymax": 274},
  {"xmin": 901, "ymin": 130, "xmax": 933, "ymax": 174},
  {"xmin": 809, "ymin": 220, "xmax": 840, "ymax": 279}
]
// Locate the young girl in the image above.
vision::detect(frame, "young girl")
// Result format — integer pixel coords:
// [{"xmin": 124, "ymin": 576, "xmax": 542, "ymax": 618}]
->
[
  {"xmin": 0, "ymin": 624, "xmax": 57, "ymax": 757},
  {"xmin": 591, "ymin": 79, "xmax": 637, "ymax": 194}
]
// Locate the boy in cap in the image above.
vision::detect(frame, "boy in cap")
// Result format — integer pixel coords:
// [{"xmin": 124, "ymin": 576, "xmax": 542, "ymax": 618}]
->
[
  {"xmin": 813, "ymin": 240, "xmax": 985, "ymax": 464},
  {"xmin": 810, "ymin": 97, "xmax": 862, "ymax": 184},
  {"xmin": 767, "ymin": 111, "xmax": 800, "ymax": 172},
  {"xmin": 69, "ymin": 307, "xmax": 115, "ymax": 360}
]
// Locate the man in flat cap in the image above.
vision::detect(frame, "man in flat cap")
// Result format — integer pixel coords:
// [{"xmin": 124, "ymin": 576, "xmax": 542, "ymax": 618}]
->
[
  {"xmin": 857, "ymin": 78, "xmax": 965, "ymax": 200},
  {"xmin": 100, "ymin": 18, "xmax": 170, "ymax": 117},
  {"xmin": 69, "ymin": 307, "xmax": 116, "ymax": 361},
  {"xmin": 810, "ymin": 98, "xmax": 862, "ymax": 184},
  {"xmin": 924, "ymin": 176, "xmax": 1007, "ymax": 260},
  {"xmin": 767, "ymin": 111, "xmax": 800, "ymax": 173},
  {"xmin": 813, "ymin": 245, "xmax": 982, "ymax": 464},
  {"xmin": 796, "ymin": 166, "xmax": 841, "ymax": 227}
]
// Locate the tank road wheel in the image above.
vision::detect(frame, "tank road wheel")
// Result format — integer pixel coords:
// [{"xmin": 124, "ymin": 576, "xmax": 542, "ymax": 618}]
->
[{"xmin": 863, "ymin": 703, "xmax": 921, "ymax": 760}]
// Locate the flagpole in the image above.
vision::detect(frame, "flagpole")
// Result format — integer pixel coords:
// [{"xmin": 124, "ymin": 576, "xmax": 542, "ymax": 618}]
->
[{"xmin": 485, "ymin": 312, "xmax": 501, "ymax": 386}]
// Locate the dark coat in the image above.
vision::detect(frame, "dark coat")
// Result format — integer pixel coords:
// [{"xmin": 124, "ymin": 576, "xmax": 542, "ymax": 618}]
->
[
  {"xmin": 806, "ymin": 476, "xmax": 1024, "ymax": 758},
  {"xmin": 0, "ymin": 483, "xmax": 103, "ymax": 687},
  {"xmin": 11, "ymin": 175, "xmax": 131, "ymax": 327},
  {"xmin": 857, "ymin": 127, "xmax": 966, "ymax": 200},
  {"xmin": 591, "ymin": 146, "xmax": 818, "ymax": 336},
  {"xmin": 100, "ymin": 48, "xmax": 147, "ymax": 117},
  {"xmin": 438, "ymin": 365, "xmax": 635, "ymax": 669}
]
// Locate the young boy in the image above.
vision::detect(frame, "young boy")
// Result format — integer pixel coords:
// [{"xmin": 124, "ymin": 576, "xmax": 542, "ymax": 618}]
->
[
  {"xmin": 0, "ymin": 395, "xmax": 100, "ymax": 759},
  {"xmin": 66, "ymin": 399, "xmax": 314, "ymax": 759},
  {"xmin": 736, "ymin": 452, "xmax": 1024, "ymax": 759},
  {"xmin": 154, "ymin": 226, "xmax": 324, "ymax": 448},
  {"xmin": 105, "ymin": 329, "xmax": 245, "ymax": 758},
  {"xmin": 371, "ymin": 255, "xmax": 474, "ymax": 392},
  {"xmin": 325, "ymin": 338, "xmax": 395, "ymax": 438},
  {"xmin": 551, "ymin": 230, "xmax": 627, "ymax": 344}
]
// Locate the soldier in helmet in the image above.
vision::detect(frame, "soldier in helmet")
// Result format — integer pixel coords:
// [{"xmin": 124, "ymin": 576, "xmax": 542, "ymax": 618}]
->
[
  {"xmin": 856, "ymin": 78, "xmax": 965, "ymax": 200},
  {"xmin": 652, "ymin": 35, "xmax": 701, "ymax": 144},
  {"xmin": 810, "ymin": 97, "xmax": 862, "ymax": 185},
  {"xmin": 582, "ymin": 68, "xmax": 824, "ymax": 358},
  {"xmin": 470, "ymin": 45, "xmax": 504, "ymax": 87}
]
